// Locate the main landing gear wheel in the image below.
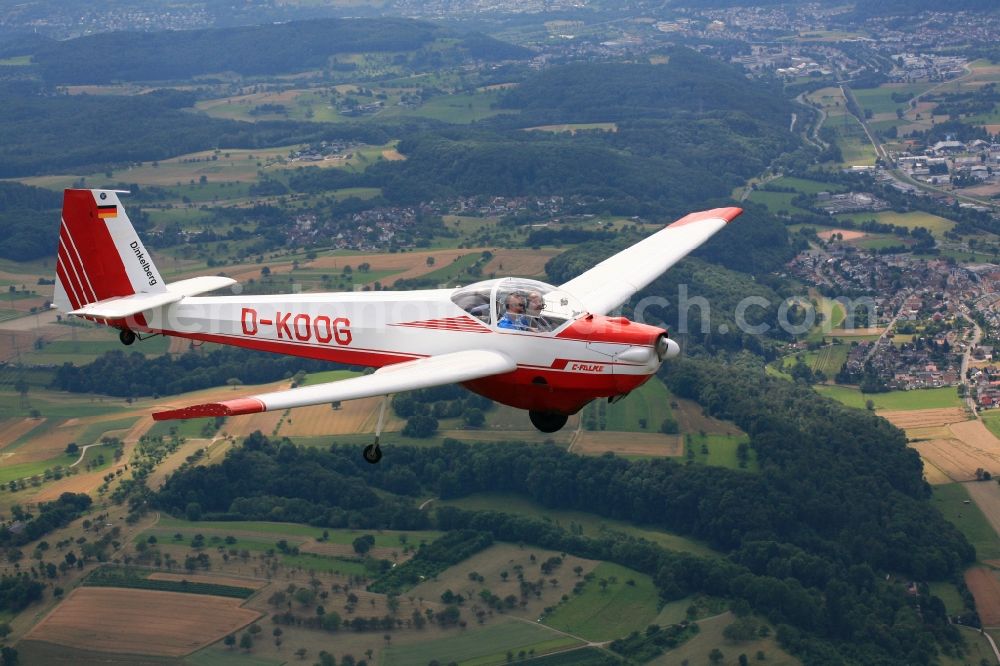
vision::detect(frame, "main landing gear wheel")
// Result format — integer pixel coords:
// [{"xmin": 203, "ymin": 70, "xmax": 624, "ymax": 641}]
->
[
  {"xmin": 529, "ymin": 411, "xmax": 568, "ymax": 433},
  {"xmin": 119, "ymin": 329, "xmax": 137, "ymax": 346},
  {"xmin": 363, "ymin": 444, "xmax": 382, "ymax": 464},
  {"xmin": 362, "ymin": 394, "xmax": 389, "ymax": 464}
]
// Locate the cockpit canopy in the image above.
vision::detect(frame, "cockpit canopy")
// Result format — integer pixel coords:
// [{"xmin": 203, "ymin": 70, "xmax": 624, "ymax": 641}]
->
[{"xmin": 450, "ymin": 278, "xmax": 586, "ymax": 333}]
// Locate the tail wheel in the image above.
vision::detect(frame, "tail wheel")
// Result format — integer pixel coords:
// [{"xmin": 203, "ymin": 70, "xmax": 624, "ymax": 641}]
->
[{"xmin": 529, "ymin": 411, "xmax": 568, "ymax": 433}]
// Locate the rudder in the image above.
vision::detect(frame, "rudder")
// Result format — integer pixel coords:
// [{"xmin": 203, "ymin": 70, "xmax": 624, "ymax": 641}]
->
[{"xmin": 54, "ymin": 189, "xmax": 165, "ymax": 313}]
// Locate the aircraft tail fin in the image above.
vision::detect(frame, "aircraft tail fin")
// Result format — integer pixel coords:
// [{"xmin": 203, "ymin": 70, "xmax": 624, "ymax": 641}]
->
[{"xmin": 55, "ymin": 189, "xmax": 166, "ymax": 313}]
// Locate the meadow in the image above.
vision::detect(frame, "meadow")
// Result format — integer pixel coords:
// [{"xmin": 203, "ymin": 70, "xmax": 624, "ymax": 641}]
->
[
  {"xmin": 931, "ymin": 483, "xmax": 1000, "ymax": 561},
  {"xmin": 382, "ymin": 619, "xmax": 580, "ymax": 666},
  {"xmin": 582, "ymin": 377, "xmax": 673, "ymax": 433},
  {"xmin": 834, "ymin": 210, "xmax": 955, "ymax": 236},
  {"xmin": 542, "ymin": 561, "xmax": 660, "ymax": 641},
  {"xmin": 436, "ymin": 492, "xmax": 718, "ymax": 558},
  {"xmin": 852, "ymin": 83, "xmax": 933, "ymax": 116},
  {"xmin": 814, "ymin": 385, "xmax": 962, "ymax": 411},
  {"xmin": 647, "ymin": 611, "xmax": 799, "ymax": 666},
  {"xmin": 685, "ymin": 433, "xmax": 757, "ymax": 472},
  {"xmin": 779, "ymin": 344, "xmax": 849, "ymax": 377}
]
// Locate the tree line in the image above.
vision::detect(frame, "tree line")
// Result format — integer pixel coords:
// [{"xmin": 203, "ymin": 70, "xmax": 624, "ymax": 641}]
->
[{"xmin": 51, "ymin": 347, "xmax": 337, "ymax": 398}]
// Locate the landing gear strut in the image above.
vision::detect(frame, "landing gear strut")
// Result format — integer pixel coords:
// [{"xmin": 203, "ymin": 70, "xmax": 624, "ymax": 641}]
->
[
  {"xmin": 119, "ymin": 328, "xmax": 137, "ymax": 346},
  {"xmin": 363, "ymin": 395, "xmax": 388, "ymax": 464},
  {"xmin": 529, "ymin": 410, "xmax": 568, "ymax": 433}
]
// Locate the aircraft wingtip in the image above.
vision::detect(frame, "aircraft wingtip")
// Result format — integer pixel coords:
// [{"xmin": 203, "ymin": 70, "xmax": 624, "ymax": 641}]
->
[{"xmin": 153, "ymin": 398, "xmax": 265, "ymax": 420}]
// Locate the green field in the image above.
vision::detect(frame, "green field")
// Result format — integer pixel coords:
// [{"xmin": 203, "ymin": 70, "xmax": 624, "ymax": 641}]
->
[
  {"xmin": 927, "ymin": 581, "xmax": 965, "ymax": 615},
  {"xmin": 382, "ymin": 619, "xmax": 580, "ymax": 666},
  {"xmin": 19, "ymin": 335, "xmax": 171, "ymax": 366},
  {"xmin": 834, "ymin": 210, "xmax": 956, "ymax": 236},
  {"xmin": 300, "ymin": 369, "xmax": 361, "ymax": 386},
  {"xmin": 650, "ymin": 612, "xmax": 798, "ymax": 666},
  {"xmin": 154, "ymin": 516, "xmax": 441, "ymax": 548},
  {"xmin": 76, "ymin": 416, "xmax": 138, "ymax": 445},
  {"xmin": 814, "ymin": 385, "xmax": 962, "ymax": 411},
  {"xmin": 779, "ymin": 345, "xmax": 848, "ymax": 377},
  {"xmin": 932, "ymin": 483, "xmax": 1000, "ymax": 561},
  {"xmin": 370, "ymin": 89, "xmax": 515, "ymax": 125},
  {"xmin": 686, "ymin": 433, "xmax": 757, "ymax": 472},
  {"xmin": 187, "ymin": 648, "xmax": 282, "ymax": 666},
  {"xmin": 145, "ymin": 417, "xmax": 218, "ymax": 440},
  {"xmin": 981, "ymin": 409, "xmax": 1000, "ymax": 440},
  {"xmin": 584, "ymin": 377, "xmax": 673, "ymax": 433},
  {"xmin": 139, "ymin": 527, "xmax": 373, "ymax": 575},
  {"xmin": 746, "ymin": 190, "xmax": 813, "ymax": 217},
  {"xmin": 543, "ymin": 562, "xmax": 659, "ymax": 641},
  {"xmin": 84, "ymin": 566, "xmax": 255, "ymax": 598},
  {"xmin": 437, "ymin": 492, "xmax": 718, "ymax": 558},
  {"xmin": 0, "ymin": 451, "xmax": 78, "ymax": 484},
  {"xmin": 770, "ymin": 176, "xmax": 846, "ymax": 195},
  {"xmin": 852, "ymin": 83, "xmax": 933, "ymax": 116}
]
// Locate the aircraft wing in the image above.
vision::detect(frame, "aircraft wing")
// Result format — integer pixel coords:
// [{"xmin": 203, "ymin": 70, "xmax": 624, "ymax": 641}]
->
[
  {"xmin": 560, "ymin": 207, "xmax": 742, "ymax": 316},
  {"xmin": 152, "ymin": 349, "xmax": 515, "ymax": 420}
]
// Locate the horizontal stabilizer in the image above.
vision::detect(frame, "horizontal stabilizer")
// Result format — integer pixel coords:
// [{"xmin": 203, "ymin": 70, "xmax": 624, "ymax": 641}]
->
[
  {"xmin": 67, "ymin": 276, "xmax": 236, "ymax": 319},
  {"xmin": 153, "ymin": 349, "xmax": 516, "ymax": 421}
]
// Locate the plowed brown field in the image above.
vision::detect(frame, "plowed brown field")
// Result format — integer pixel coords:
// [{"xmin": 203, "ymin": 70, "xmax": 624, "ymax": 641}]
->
[
  {"xmin": 966, "ymin": 568, "xmax": 1000, "ymax": 626},
  {"xmin": 573, "ymin": 432, "xmax": 682, "ymax": 457},
  {"xmin": 26, "ymin": 587, "xmax": 260, "ymax": 656},
  {"xmin": 673, "ymin": 397, "xmax": 744, "ymax": 436},
  {"xmin": 0, "ymin": 418, "xmax": 42, "ymax": 450},
  {"xmin": 482, "ymin": 249, "xmax": 560, "ymax": 278},
  {"xmin": 910, "ymin": 439, "xmax": 989, "ymax": 481},
  {"xmin": 879, "ymin": 408, "xmax": 968, "ymax": 429}
]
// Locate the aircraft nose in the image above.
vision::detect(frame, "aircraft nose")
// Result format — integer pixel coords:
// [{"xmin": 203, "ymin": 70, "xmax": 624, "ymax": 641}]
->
[{"xmin": 655, "ymin": 335, "xmax": 680, "ymax": 361}]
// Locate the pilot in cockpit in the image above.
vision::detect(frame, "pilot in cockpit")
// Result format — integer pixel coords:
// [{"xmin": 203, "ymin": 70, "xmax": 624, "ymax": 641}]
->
[{"xmin": 498, "ymin": 293, "xmax": 530, "ymax": 331}]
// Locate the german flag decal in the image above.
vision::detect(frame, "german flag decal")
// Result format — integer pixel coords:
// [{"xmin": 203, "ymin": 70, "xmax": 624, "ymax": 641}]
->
[{"xmin": 96, "ymin": 204, "xmax": 118, "ymax": 219}]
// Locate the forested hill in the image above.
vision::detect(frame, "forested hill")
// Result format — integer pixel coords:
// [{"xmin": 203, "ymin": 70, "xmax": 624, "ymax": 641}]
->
[
  {"xmin": 28, "ymin": 19, "xmax": 530, "ymax": 84},
  {"xmin": 498, "ymin": 48, "xmax": 789, "ymax": 126},
  {"xmin": 374, "ymin": 49, "xmax": 797, "ymax": 217}
]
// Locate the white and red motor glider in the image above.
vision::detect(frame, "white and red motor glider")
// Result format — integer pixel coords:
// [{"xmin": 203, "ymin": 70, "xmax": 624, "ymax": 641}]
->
[{"xmin": 53, "ymin": 189, "xmax": 740, "ymax": 462}]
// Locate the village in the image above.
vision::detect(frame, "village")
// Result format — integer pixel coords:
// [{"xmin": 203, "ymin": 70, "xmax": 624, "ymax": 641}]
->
[{"xmin": 786, "ymin": 228, "xmax": 1000, "ymax": 404}]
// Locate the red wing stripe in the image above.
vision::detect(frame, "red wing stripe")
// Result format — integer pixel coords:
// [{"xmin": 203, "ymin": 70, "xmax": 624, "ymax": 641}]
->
[
  {"xmin": 392, "ymin": 317, "xmax": 490, "ymax": 332},
  {"xmin": 667, "ymin": 206, "xmax": 743, "ymax": 228},
  {"xmin": 153, "ymin": 397, "xmax": 265, "ymax": 421},
  {"xmin": 61, "ymin": 224, "xmax": 98, "ymax": 303}
]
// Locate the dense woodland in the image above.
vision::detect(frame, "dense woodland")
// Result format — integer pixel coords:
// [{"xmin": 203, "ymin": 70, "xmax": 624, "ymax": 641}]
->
[
  {"xmin": 155, "ymin": 351, "xmax": 973, "ymax": 664},
  {"xmin": 25, "ymin": 19, "xmax": 528, "ymax": 84}
]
